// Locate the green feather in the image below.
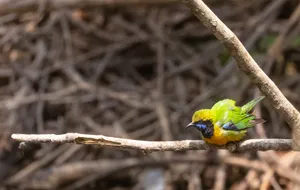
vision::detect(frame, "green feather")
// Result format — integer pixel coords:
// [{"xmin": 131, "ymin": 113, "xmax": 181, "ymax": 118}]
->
[
  {"xmin": 211, "ymin": 96, "xmax": 265, "ymax": 130},
  {"xmin": 241, "ymin": 96, "xmax": 265, "ymax": 113}
]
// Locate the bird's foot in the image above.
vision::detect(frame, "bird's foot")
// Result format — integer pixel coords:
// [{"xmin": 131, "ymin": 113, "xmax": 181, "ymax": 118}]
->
[{"xmin": 226, "ymin": 141, "xmax": 239, "ymax": 152}]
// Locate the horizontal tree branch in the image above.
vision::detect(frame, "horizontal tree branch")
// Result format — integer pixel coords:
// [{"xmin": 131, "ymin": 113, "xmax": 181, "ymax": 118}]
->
[{"xmin": 11, "ymin": 133, "xmax": 293, "ymax": 152}]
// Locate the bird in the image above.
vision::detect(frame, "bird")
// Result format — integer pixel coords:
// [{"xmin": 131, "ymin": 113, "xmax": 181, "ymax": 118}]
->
[{"xmin": 186, "ymin": 96, "xmax": 265, "ymax": 145}]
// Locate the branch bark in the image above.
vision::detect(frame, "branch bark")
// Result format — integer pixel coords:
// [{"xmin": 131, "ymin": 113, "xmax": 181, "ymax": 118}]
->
[
  {"xmin": 179, "ymin": 0, "xmax": 300, "ymax": 149},
  {"xmin": 11, "ymin": 133, "xmax": 293, "ymax": 152}
]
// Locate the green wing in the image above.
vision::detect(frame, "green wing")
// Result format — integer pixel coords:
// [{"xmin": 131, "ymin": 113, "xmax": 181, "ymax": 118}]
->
[
  {"xmin": 211, "ymin": 97, "xmax": 265, "ymax": 130},
  {"xmin": 241, "ymin": 96, "xmax": 265, "ymax": 113},
  {"xmin": 211, "ymin": 99, "xmax": 237, "ymax": 122}
]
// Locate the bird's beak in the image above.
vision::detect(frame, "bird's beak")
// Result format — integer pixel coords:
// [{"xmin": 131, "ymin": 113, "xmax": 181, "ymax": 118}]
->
[{"xmin": 185, "ymin": 122, "xmax": 195, "ymax": 129}]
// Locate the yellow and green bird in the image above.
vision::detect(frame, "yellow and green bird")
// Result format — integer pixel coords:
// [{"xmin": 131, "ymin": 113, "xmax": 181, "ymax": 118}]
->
[{"xmin": 186, "ymin": 96, "xmax": 265, "ymax": 145}]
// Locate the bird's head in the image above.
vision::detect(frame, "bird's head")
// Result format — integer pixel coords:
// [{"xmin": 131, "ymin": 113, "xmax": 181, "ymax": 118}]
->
[{"xmin": 185, "ymin": 109, "xmax": 214, "ymax": 138}]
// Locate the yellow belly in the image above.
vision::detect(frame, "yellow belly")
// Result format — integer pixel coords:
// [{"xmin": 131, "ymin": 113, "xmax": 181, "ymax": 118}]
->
[{"xmin": 203, "ymin": 125, "xmax": 247, "ymax": 145}]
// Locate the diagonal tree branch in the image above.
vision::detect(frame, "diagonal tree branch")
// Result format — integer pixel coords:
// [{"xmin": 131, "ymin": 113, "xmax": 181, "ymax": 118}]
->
[
  {"xmin": 179, "ymin": 0, "xmax": 300, "ymax": 149},
  {"xmin": 11, "ymin": 133, "xmax": 293, "ymax": 152}
]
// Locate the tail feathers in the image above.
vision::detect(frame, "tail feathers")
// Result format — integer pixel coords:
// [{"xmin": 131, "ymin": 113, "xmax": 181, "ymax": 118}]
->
[
  {"xmin": 233, "ymin": 117, "xmax": 265, "ymax": 131},
  {"xmin": 241, "ymin": 96, "xmax": 265, "ymax": 113},
  {"xmin": 250, "ymin": 118, "xmax": 266, "ymax": 126},
  {"xmin": 236, "ymin": 114, "xmax": 265, "ymax": 130}
]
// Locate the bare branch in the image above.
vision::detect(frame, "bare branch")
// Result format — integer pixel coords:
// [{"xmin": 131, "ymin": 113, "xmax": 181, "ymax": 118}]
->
[
  {"xmin": 11, "ymin": 133, "xmax": 293, "ymax": 152},
  {"xmin": 179, "ymin": 0, "xmax": 300, "ymax": 149}
]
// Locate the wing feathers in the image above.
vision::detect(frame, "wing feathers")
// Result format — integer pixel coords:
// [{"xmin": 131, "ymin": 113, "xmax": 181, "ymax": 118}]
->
[
  {"xmin": 241, "ymin": 96, "xmax": 265, "ymax": 113},
  {"xmin": 213, "ymin": 97, "xmax": 265, "ymax": 131}
]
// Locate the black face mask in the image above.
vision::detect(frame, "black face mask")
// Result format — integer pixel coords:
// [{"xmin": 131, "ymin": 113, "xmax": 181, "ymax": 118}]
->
[{"xmin": 186, "ymin": 120, "xmax": 214, "ymax": 138}]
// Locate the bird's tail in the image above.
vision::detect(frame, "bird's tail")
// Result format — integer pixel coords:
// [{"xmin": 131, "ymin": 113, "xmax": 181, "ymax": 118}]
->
[{"xmin": 241, "ymin": 96, "xmax": 265, "ymax": 113}]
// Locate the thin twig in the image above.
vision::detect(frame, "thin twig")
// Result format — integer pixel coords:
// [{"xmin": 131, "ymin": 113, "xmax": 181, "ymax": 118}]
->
[
  {"xmin": 7, "ymin": 144, "xmax": 71, "ymax": 184},
  {"xmin": 265, "ymin": 2, "xmax": 300, "ymax": 68},
  {"xmin": 11, "ymin": 133, "xmax": 293, "ymax": 152}
]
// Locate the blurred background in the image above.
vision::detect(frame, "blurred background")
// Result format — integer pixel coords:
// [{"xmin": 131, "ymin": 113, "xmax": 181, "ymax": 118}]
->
[{"xmin": 0, "ymin": 0, "xmax": 300, "ymax": 189}]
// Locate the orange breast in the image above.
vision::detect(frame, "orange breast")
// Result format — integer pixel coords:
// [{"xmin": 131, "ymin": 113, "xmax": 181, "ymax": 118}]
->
[{"xmin": 202, "ymin": 124, "xmax": 247, "ymax": 145}]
